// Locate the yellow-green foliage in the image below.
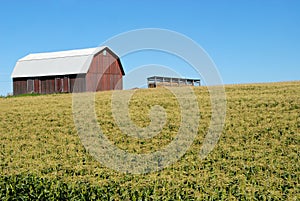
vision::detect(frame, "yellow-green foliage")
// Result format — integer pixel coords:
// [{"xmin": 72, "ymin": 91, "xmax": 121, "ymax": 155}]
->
[{"xmin": 0, "ymin": 82, "xmax": 299, "ymax": 200}]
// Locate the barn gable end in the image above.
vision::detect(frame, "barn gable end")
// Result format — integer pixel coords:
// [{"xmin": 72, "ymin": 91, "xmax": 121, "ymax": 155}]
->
[{"xmin": 86, "ymin": 48, "xmax": 124, "ymax": 92}]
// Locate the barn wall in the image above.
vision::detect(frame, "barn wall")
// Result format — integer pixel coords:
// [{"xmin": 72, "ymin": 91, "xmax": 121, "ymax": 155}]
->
[
  {"xmin": 13, "ymin": 78, "xmax": 27, "ymax": 95},
  {"xmin": 40, "ymin": 77, "xmax": 55, "ymax": 94},
  {"xmin": 86, "ymin": 48, "xmax": 123, "ymax": 92},
  {"xmin": 69, "ymin": 74, "xmax": 86, "ymax": 93},
  {"xmin": 13, "ymin": 74, "xmax": 86, "ymax": 95},
  {"xmin": 34, "ymin": 79, "xmax": 40, "ymax": 93}
]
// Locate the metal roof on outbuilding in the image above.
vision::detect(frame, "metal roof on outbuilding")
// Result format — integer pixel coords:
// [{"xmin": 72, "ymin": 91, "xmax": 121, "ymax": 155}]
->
[{"xmin": 11, "ymin": 46, "xmax": 108, "ymax": 78}]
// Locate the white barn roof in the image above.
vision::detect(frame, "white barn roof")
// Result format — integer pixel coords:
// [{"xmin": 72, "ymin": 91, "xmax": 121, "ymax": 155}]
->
[{"xmin": 11, "ymin": 46, "xmax": 108, "ymax": 78}]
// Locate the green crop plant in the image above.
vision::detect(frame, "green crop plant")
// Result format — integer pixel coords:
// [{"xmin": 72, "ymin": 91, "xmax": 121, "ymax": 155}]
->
[{"xmin": 0, "ymin": 81, "xmax": 299, "ymax": 200}]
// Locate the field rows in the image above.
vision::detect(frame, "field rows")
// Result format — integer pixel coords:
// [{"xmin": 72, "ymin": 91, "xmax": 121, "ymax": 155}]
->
[{"xmin": 0, "ymin": 82, "xmax": 299, "ymax": 200}]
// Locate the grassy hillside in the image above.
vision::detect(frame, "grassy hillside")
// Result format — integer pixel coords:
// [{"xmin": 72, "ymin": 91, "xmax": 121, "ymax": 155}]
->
[{"xmin": 0, "ymin": 82, "xmax": 299, "ymax": 200}]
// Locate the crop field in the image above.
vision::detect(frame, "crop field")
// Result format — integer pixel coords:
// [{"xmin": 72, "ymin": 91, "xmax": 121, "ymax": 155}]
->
[{"xmin": 0, "ymin": 82, "xmax": 299, "ymax": 200}]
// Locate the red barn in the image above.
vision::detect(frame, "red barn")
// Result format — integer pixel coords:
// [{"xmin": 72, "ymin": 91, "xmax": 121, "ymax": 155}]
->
[{"xmin": 11, "ymin": 46, "xmax": 125, "ymax": 95}]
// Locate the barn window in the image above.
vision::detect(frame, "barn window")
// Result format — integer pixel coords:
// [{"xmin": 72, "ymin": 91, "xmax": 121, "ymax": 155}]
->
[
  {"xmin": 103, "ymin": 50, "xmax": 107, "ymax": 56},
  {"xmin": 27, "ymin": 79, "xmax": 34, "ymax": 93}
]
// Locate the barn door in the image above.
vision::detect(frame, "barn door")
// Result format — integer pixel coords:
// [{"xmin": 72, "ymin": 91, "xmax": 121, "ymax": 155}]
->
[{"xmin": 55, "ymin": 78, "xmax": 62, "ymax": 93}]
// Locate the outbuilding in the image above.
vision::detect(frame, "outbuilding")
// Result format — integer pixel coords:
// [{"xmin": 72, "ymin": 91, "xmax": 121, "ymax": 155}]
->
[
  {"xmin": 147, "ymin": 76, "xmax": 200, "ymax": 88},
  {"xmin": 11, "ymin": 46, "xmax": 125, "ymax": 95}
]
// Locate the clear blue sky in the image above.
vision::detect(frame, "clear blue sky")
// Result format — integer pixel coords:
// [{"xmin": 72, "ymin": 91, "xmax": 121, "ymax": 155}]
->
[{"xmin": 0, "ymin": 0, "xmax": 299, "ymax": 95}]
